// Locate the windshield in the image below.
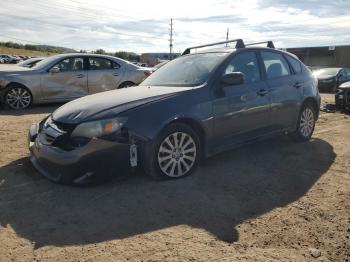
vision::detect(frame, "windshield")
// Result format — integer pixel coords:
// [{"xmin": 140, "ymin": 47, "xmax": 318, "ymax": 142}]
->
[
  {"xmin": 313, "ymin": 68, "xmax": 340, "ymax": 77},
  {"xmin": 141, "ymin": 53, "xmax": 228, "ymax": 87},
  {"xmin": 31, "ymin": 55, "xmax": 59, "ymax": 70},
  {"xmin": 17, "ymin": 58, "xmax": 42, "ymax": 67}
]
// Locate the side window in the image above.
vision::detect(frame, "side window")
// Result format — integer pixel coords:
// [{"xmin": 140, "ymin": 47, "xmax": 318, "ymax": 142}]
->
[
  {"xmin": 286, "ymin": 55, "xmax": 302, "ymax": 74},
  {"xmin": 224, "ymin": 52, "xmax": 261, "ymax": 83},
  {"xmin": 53, "ymin": 57, "xmax": 84, "ymax": 72},
  {"xmin": 261, "ymin": 51, "xmax": 291, "ymax": 79},
  {"xmin": 89, "ymin": 57, "xmax": 120, "ymax": 70}
]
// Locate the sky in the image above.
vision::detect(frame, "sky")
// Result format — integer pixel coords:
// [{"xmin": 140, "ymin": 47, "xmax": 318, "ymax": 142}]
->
[{"xmin": 0, "ymin": 0, "xmax": 350, "ymax": 54}]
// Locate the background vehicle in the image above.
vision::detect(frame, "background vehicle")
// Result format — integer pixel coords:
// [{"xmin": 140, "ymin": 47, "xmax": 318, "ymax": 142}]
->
[
  {"xmin": 28, "ymin": 39, "xmax": 320, "ymax": 185},
  {"xmin": 0, "ymin": 53, "xmax": 152, "ymax": 109},
  {"xmin": 0, "ymin": 54, "xmax": 20, "ymax": 64},
  {"xmin": 17, "ymin": 57, "xmax": 44, "ymax": 68},
  {"xmin": 313, "ymin": 67, "xmax": 350, "ymax": 93}
]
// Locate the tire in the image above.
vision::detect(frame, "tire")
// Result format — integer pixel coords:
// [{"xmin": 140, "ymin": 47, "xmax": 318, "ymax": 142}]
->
[
  {"xmin": 289, "ymin": 103, "xmax": 316, "ymax": 142},
  {"xmin": 5, "ymin": 85, "xmax": 32, "ymax": 110},
  {"xmin": 144, "ymin": 123, "xmax": 200, "ymax": 180},
  {"xmin": 118, "ymin": 81, "xmax": 135, "ymax": 89}
]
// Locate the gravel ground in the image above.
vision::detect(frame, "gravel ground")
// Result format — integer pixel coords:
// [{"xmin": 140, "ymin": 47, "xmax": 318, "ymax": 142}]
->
[{"xmin": 0, "ymin": 94, "xmax": 349, "ymax": 261}]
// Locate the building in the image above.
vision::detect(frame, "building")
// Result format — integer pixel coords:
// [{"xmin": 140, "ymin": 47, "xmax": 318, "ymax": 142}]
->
[
  {"xmin": 286, "ymin": 45, "xmax": 350, "ymax": 69},
  {"xmin": 140, "ymin": 53, "xmax": 180, "ymax": 67}
]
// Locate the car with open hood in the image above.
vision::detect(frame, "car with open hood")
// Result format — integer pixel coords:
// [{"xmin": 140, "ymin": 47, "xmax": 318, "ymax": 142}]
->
[{"xmin": 28, "ymin": 39, "xmax": 321, "ymax": 185}]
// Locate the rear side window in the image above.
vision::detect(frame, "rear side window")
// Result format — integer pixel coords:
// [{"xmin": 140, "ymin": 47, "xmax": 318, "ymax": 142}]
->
[
  {"xmin": 261, "ymin": 51, "xmax": 291, "ymax": 79},
  {"xmin": 224, "ymin": 51, "xmax": 261, "ymax": 83},
  {"xmin": 286, "ymin": 55, "xmax": 302, "ymax": 74},
  {"xmin": 89, "ymin": 57, "xmax": 120, "ymax": 70}
]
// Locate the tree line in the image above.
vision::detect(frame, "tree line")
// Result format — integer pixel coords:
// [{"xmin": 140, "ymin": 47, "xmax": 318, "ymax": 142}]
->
[
  {"xmin": 0, "ymin": 41, "xmax": 63, "ymax": 53},
  {"xmin": 1, "ymin": 41, "xmax": 141, "ymax": 62}
]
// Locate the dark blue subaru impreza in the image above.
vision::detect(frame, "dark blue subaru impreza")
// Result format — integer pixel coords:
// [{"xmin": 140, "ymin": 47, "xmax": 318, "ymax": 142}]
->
[{"xmin": 28, "ymin": 40, "xmax": 320, "ymax": 184}]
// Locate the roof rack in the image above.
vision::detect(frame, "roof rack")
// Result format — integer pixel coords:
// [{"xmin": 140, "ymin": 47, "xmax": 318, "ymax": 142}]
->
[
  {"xmin": 182, "ymin": 39, "xmax": 245, "ymax": 55},
  {"xmin": 245, "ymin": 41, "xmax": 275, "ymax": 49},
  {"xmin": 181, "ymin": 39, "xmax": 275, "ymax": 55}
]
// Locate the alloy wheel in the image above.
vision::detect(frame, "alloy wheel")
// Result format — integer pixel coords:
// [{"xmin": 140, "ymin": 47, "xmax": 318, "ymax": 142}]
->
[
  {"xmin": 6, "ymin": 87, "xmax": 31, "ymax": 109},
  {"xmin": 157, "ymin": 132, "xmax": 197, "ymax": 178},
  {"xmin": 299, "ymin": 107, "xmax": 314, "ymax": 138}
]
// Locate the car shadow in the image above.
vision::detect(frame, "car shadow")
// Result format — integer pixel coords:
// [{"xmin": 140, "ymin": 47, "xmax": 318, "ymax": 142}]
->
[
  {"xmin": 0, "ymin": 104, "xmax": 60, "ymax": 116},
  {"xmin": 0, "ymin": 136, "xmax": 335, "ymax": 248}
]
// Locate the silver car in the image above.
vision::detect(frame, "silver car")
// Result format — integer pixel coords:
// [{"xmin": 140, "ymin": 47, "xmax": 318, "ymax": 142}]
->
[{"xmin": 0, "ymin": 53, "xmax": 152, "ymax": 109}]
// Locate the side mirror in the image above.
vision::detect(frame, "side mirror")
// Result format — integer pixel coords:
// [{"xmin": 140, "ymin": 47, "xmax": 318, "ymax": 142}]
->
[
  {"xmin": 49, "ymin": 67, "xmax": 60, "ymax": 74},
  {"xmin": 221, "ymin": 72, "xmax": 244, "ymax": 86}
]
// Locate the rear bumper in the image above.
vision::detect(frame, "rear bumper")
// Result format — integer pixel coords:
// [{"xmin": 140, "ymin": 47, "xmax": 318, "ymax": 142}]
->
[{"xmin": 28, "ymin": 123, "xmax": 131, "ymax": 184}]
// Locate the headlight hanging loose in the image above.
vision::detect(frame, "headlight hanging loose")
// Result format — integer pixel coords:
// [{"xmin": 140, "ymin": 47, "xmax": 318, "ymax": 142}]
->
[{"xmin": 71, "ymin": 117, "xmax": 127, "ymax": 138}]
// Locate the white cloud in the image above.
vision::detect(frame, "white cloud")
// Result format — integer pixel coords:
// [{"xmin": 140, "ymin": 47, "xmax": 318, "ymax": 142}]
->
[{"xmin": 0, "ymin": 0, "xmax": 349, "ymax": 53}]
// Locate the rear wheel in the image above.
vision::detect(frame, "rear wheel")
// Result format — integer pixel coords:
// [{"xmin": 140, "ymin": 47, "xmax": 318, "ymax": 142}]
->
[
  {"xmin": 289, "ymin": 103, "xmax": 316, "ymax": 142},
  {"xmin": 5, "ymin": 85, "xmax": 32, "ymax": 109},
  {"xmin": 144, "ymin": 123, "xmax": 200, "ymax": 180}
]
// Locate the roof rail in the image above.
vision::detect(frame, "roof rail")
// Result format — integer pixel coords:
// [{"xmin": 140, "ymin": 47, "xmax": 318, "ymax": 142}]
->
[
  {"xmin": 182, "ymin": 39, "xmax": 245, "ymax": 55},
  {"xmin": 245, "ymin": 41, "xmax": 275, "ymax": 49}
]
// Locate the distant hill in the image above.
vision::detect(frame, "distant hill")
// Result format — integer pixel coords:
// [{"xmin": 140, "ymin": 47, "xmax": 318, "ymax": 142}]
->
[{"xmin": 35, "ymin": 45, "xmax": 77, "ymax": 53}]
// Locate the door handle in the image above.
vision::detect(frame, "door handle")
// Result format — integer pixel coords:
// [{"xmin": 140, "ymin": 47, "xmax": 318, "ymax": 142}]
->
[
  {"xmin": 257, "ymin": 89, "xmax": 269, "ymax": 96},
  {"xmin": 76, "ymin": 74, "xmax": 85, "ymax": 78},
  {"xmin": 294, "ymin": 82, "xmax": 302, "ymax": 88}
]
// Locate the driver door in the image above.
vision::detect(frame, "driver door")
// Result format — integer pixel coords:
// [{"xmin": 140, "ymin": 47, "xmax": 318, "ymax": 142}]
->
[
  {"xmin": 212, "ymin": 51, "xmax": 272, "ymax": 151},
  {"xmin": 41, "ymin": 57, "xmax": 88, "ymax": 101}
]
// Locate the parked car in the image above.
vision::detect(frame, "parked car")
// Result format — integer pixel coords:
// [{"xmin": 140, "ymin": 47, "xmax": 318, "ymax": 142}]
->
[
  {"xmin": 0, "ymin": 53, "xmax": 152, "ymax": 109},
  {"xmin": 28, "ymin": 39, "xmax": 320, "ymax": 185},
  {"xmin": 17, "ymin": 57, "xmax": 44, "ymax": 68},
  {"xmin": 335, "ymin": 81, "xmax": 350, "ymax": 111},
  {"xmin": 313, "ymin": 67, "xmax": 350, "ymax": 93},
  {"xmin": 0, "ymin": 54, "xmax": 20, "ymax": 64},
  {"xmin": 0, "ymin": 58, "xmax": 4, "ymax": 64}
]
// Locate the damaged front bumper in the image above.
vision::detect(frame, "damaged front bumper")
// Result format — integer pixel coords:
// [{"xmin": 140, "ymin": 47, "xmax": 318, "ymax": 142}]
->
[
  {"xmin": 335, "ymin": 88, "xmax": 350, "ymax": 110},
  {"xmin": 28, "ymin": 122, "xmax": 138, "ymax": 185}
]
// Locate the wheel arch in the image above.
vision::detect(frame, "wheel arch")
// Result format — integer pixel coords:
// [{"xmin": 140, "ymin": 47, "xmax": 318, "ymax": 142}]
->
[
  {"xmin": 118, "ymin": 81, "xmax": 135, "ymax": 89},
  {"xmin": 302, "ymin": 97, "xmax": 320, "ymax": 120},
  {"xmin": 161, "ymin": 117, "xmax": 207, "ymax": 158}
]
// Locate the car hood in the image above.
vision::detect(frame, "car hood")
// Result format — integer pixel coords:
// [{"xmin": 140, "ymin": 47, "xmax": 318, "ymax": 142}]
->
[
  {"xmin": 52, "ymin": 85, "xmax": 192, "ymax": 124},
  {"xmin": 0, "ymin": 65, "xmax": 33, "ymax": 74}
]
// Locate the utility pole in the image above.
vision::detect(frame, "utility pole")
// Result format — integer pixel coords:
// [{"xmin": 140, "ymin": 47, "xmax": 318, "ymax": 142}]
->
[
  {"xmin": 225, "ymin": 28, "xmax": 229, "ymax": 46},
  {"xmin": 169, "ymin": 18, "xmax": 173, "ymax": 60}
]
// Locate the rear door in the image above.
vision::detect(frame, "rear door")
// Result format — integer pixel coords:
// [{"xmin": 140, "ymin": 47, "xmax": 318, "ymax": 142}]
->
[
  {"xmin": 41, "ymin": 57, "xmax": 88, "ymax": 101},
  {"xmin": 87, "ymin": 57, "xmax": 122, "ymax": 94},
  {"xmin": 212, "ymin": 51, "xmax": 272, "ymax": 150},
  {"xmin": 260, "ymin": 51, "xmax": 302, "ymax": 130}
]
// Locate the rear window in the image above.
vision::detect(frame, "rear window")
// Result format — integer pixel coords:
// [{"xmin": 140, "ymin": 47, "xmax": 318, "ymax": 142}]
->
[
  {"xmin": 286, "ymin": 55, "xmax": 302, "ymax": 74},
  {"xmin": 89, "ymin": 57, "xmax": 120, "ymax": 70},
  {"xmin": 261, "ymin": 51, "xmax": 291, "ymax": 79}
]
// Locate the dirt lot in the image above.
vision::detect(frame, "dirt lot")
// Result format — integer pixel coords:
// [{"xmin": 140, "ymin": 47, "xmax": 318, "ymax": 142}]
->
[{"xmin": 0, "ymin": 94, "xmax": 349, "ymax": 261}]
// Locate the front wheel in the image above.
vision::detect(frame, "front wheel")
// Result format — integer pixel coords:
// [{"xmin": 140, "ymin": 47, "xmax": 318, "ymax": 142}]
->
[
  {"xmin": 289, "ymin": 103, "xmax": 316, "ymax": 142},
  {"xmin": 5, "ymin": 86, "xmax": 32, "ymax": 109},
  {"xmin": 144, "ymin": 123, "xmax": 200, "ymax": 180}
]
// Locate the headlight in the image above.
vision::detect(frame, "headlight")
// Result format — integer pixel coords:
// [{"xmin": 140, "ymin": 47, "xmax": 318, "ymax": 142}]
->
[{"xmin": 71, "ymin": 117, "xmax": 127, "ymax": 138}]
